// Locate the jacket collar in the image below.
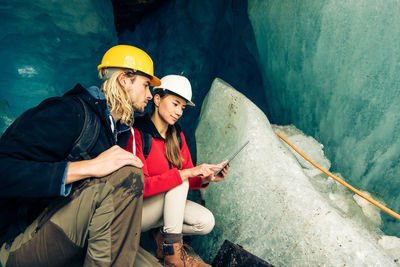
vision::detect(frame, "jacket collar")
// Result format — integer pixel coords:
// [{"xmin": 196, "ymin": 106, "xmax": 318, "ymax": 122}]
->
[
  {"xmin": 134, "ymin": 113, "xmax": 182, "ymax": 139},
  {"xmin": 86, "ymin": 85, "xmax": 106, "ymax": 100}
]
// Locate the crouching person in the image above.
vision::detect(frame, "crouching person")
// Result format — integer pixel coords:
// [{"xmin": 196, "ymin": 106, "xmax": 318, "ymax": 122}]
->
[
  {"xmin": 126, "ymin": 75, "xmax": 230, "ymax": 267},
  {"xmin": 0, "ymin": 45, "xmax": 161, "ymax": 267}
]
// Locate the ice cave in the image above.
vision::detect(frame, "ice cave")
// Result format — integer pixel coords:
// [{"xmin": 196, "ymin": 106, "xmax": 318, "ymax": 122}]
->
[{"xmin": 1, "ymin": 0, "xmax": 400, "ymax": 265}]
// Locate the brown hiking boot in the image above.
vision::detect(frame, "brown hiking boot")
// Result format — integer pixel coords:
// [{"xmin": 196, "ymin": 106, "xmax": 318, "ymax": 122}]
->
[
  {"xmin": 163, "ymin": 241, "xmax": 211, "ymax": 267},
  {"xmin": 151, "ymin": 228, "xmax": 165, "ymax": 259}
]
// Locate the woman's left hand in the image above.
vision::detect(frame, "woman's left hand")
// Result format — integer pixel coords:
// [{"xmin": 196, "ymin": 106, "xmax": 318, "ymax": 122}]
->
[
  {"xmin": 201, "ymin": 160, "xmax": 230, "ymax": 185},
  {"xmin": 212, "ymin": 160, "xmax": 230, "ymax": 182}
]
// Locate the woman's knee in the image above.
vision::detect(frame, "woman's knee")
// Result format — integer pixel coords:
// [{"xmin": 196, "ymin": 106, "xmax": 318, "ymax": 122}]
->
[
  {"xmin": 199, "ymin": 210, "xmax": 215, "ymax": 235},
  {"xmin": 185, "ymin": 204, "xmax": 215, "ymax": 235}
]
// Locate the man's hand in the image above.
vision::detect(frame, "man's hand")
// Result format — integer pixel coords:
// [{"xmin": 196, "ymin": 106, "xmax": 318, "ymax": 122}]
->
[{"xmin": 66, "ymin": 145, "xmax": 143, "ymax": 184}]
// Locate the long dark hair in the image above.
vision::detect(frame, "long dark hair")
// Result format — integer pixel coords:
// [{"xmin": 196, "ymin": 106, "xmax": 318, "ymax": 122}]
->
[{"xmin": 152, "ymin": 89, "xmax": 184, "ymax": 169}]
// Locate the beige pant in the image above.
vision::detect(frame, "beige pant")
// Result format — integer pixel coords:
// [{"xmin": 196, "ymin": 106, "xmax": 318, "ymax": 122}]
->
[{"xmin": 141, "ymin": 180, "xmax": 215, "ymax": 235}]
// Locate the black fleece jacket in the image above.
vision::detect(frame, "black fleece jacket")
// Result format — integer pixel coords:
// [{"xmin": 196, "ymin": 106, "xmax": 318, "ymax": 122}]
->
[{"xmin": 0, "ymin": 84, "xmax": 131, "ymax": 244}]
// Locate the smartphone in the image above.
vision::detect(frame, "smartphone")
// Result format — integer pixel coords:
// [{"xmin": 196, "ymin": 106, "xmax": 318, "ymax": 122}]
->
[{"xmin": 214, "ymin": 140, "xmax": 249, "ymax": 177}]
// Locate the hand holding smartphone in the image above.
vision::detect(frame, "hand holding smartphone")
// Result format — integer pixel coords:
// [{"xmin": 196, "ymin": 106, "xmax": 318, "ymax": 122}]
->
[{"xmin": 214, "ymin": 140, "xmax": 249, "ymax": 177}]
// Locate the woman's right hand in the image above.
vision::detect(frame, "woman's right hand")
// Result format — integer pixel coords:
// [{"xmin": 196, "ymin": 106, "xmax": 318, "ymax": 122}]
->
[{"xmin": 178, "ymin": 163, "xmax": 220, "ymax": 181}]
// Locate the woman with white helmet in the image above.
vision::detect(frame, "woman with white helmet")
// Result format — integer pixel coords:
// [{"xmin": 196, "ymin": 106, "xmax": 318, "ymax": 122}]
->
[{"xmin": 125, "ymin": 75, "xmax": 229, "ymax": 267}]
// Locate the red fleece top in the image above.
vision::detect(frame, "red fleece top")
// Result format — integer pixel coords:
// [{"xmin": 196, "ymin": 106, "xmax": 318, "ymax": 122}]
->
[{"xmin": 125, "ymin": 128, "xmax": 207, "ymax": 198}]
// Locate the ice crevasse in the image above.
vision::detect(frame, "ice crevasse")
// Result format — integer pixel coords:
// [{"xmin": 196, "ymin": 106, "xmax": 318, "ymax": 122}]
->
[{"xmin": 193, "ymin": 78, "xmax": 399, "ymax": 266}]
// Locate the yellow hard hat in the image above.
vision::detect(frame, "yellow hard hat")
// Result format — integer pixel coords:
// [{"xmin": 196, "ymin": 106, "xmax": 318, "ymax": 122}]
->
[{"xmin": 97, "ymin": 45, "xmax": 161, "ymax": 86}]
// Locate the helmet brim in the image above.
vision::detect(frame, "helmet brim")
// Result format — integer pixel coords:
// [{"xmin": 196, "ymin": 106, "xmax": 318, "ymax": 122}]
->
[
  {"xmin": 98, "ymin": 64, "xmax": 161, "ymax": 87},
  {"xmin": 186, "ymin": 100, "xmax": 195, "ymax": 106},
  {"xmin": 153, "ymin": 88, "xmax": 195, "ymax": 106},
  {"xmin": 150, "ymin": 76, "xmax": 161, "ymax": 87}
]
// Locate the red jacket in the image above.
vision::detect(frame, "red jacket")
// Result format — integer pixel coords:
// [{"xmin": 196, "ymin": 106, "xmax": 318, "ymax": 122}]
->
[{"xmin": 125, "ymin": 114, "xmax": 207, "ymax": 198}]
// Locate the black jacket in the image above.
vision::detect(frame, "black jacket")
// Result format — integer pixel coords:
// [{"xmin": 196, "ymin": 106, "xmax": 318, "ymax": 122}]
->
[{"xmin": 0, "ymin": 84, "xmax": 131, "ymax": 244}]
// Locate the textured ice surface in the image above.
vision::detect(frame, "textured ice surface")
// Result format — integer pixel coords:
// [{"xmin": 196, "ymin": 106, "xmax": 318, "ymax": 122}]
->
[
  {"xmin": 0, "ymin": 100, "xmax": 14, "ymax": 134},
  {"xmin": 272, "ymin": 125, "xmax": 331, "ymax": 177},
  {"xmin": 119, "ymin": 0, "xmax": 265, "ymax": 155},
  {"xmin": 379, "ymin": 236, "xmax": 400, "ymax": 263},
  {"xmin": 193, "ymin": 78, "xmax": 398, "ymax": 266},
  {"xmin": 0, "ymin": 0, "xmax": 117, "ymax": 133},
  {"xmin": 248, "ymin": 0, "xmax": 400, "ymax": 235}
]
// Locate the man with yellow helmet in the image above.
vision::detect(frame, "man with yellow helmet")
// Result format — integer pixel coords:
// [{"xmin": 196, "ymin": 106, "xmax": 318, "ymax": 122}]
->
[{"xmin": 0, "ymin": 45, "xmax": 160, "ymax": 266}]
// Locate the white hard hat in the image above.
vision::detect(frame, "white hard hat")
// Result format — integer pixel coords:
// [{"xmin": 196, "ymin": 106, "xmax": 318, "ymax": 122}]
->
[{"xmin": 153, "ymin": 75, "xmax": 195, "ymax": 106}]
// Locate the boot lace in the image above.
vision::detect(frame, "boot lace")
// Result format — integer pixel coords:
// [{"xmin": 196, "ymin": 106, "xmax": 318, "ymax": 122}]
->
[{"xmin": 179, "ymin": 243, "xmax": 203, "ymax": 267}]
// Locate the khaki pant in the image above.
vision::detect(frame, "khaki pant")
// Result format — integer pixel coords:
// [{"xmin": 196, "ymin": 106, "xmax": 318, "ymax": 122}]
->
[{"xmin": 0, "ymin": 166, "xmax": 144, "ymax": 267}]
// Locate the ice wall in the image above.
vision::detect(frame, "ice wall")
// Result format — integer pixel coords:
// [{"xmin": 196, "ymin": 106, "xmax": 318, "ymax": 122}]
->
[
  {"xmin": 119, "ymin": 0, "xmax": 266, "ymax": 155},
  {"xmin": 0, "ymin": 0, "xmax": 117, "ymax": 132},
  {"xmin": 193, "ymin": 78, "xmax": 398, "ymax": 266},
  {"xmin": 248, "ymin": 0, "xmax": 400, "ymax": 235}
]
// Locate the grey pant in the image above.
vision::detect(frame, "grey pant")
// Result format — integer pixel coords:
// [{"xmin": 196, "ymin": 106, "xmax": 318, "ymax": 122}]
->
[{"xmin": 0, "ymin": 166, "xmax": 144, "ymax": 267}]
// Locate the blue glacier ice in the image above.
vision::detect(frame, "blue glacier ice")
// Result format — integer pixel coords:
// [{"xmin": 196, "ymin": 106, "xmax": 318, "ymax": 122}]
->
[
  {"xmin": 0, "ymin": 100, "xmax": 14, "ymax": 134},
  {"xmin": 0, "ymin": 0, "xmax": 117, "ymax": 130},
  {"xmin": 123, "ymin": 0, "xmax": 400, "ymax": 236},
  {"xmin": 1, "ymin": 0, "xmax": 400, "ymax": 261},
  {"xmin": 248, "ymin": 0, "xmax": 400, "ymax": 235},
  {"xmin": 119, "ymin": 0, "xmax": 266, "ymax": 154},
  {"xmin": 193, "ymin": 78, "xmax": 400, "ymax": 266}
]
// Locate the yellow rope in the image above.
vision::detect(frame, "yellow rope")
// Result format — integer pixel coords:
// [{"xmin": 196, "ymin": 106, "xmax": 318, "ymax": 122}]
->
[{"xmin": 275, "ymin": 131, "xmax": 400, "ymax": 221}]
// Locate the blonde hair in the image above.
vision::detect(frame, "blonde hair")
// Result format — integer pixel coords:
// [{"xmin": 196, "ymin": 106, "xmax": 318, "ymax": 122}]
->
[{"xmin": 99, "ymin": 68, "xmax": 136, "ymax": 126}]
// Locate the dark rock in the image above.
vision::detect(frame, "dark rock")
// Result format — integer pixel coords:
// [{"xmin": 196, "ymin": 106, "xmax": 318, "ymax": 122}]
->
[
  {"xmin": 212, "ymin": 240, "xmax": 274, "ymax": 267},
  {"xmin": 110, "ymin": 0, "xmax": 169, "ymax": 34}
]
